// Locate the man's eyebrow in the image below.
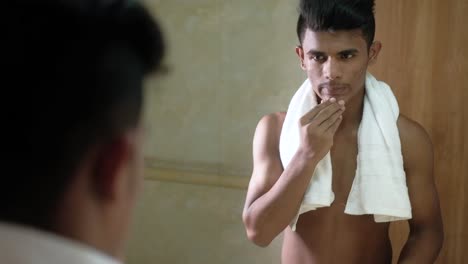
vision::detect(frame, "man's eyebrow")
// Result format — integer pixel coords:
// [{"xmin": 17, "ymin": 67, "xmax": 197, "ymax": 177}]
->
[
  {"xmin": 306, "ymin": 49, "xmax": 359, "ymax": 56},
  {"xmin": 306, "ymin": 49, "xmax": 327, "ymax": 56},
  {"xmin": 337, "ymin": 49, "xmax": 359, "ymax": 55}
]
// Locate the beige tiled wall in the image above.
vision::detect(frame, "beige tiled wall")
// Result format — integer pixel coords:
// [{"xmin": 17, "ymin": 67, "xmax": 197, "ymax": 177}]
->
[
  {"xmin": 127, "ymin": 1, "xmax": 304, "ymax": 263},
  {"xmin": 127, "ymin": 181, "xmax": 282, "ymax": 264},
  {"xmin": 142, "ymin": 0, "xmax": 304, "ymax": 175}
]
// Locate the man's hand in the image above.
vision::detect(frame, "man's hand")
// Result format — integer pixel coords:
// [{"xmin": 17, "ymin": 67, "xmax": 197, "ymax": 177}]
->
[{"xmin": 298, "ymin": 98, "xmax": 345, "ymax": 160}]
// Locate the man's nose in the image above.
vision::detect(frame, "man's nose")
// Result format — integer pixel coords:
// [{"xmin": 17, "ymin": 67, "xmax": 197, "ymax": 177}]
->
[{"xmin": 323, "ymin": 58, "xmax": 343, "ymax": 80}]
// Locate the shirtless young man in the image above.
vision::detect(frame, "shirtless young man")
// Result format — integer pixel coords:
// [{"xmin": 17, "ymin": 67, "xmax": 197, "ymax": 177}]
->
[{"xmin": 242, "ymin": 0, "xmax": 443, "ymax": 263}]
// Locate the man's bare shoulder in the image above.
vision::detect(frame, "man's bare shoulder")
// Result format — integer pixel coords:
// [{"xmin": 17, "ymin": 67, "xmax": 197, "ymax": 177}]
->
[
  {"xmin": 256, "ymin": 112, "xmax": 287, "ymax": 138},
  {"xmin": 397, "ymin": 114, "xmax": 433, "ymax": 171},
  {"xmin": 258, "ymin": 112, "xmax": 287, "ymax": 126},
  {"xmin": 397, "ymin": 114, "xmax": 432, "ymax": 147},
  {"xmin": 253, "ymin": 112, "xmax": 287, "ymax": 161}
]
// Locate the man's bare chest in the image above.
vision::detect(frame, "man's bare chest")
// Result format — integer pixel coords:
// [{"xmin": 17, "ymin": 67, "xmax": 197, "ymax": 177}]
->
[{"xmin": 330, "ymin": 134, "xmax": 358, "ymax": 202}]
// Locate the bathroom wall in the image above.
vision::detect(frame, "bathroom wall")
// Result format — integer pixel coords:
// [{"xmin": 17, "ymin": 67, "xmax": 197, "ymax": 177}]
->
[
  {"xmin": 126, "ymin": 180, "xmax": 282, "ymax": 264},
  {"xmin": 141, "ymin": 0, "xmax": 304, "ymax": 174},
  {"xmin": 128, "ymin": 1, "xmax": 301, "ymax": 263}
]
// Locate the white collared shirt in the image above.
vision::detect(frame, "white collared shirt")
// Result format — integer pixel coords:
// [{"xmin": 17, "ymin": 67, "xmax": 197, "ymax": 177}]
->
[{"xmin": 0, "ymin": 222, "xmax": 122, "ymax": 264}]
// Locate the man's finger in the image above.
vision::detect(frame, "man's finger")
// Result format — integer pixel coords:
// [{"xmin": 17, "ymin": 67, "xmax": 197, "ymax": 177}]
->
[
  {"xmin": 300, "ymin": 98, "xmax": 336, "ymax": 125},
  {"xmin": 320, "ymin": 108, "xmax": 344, "ymax": 130},
  {"xmin": 312, "ymin": 101, "xmax": 344, "ymax": 125}
]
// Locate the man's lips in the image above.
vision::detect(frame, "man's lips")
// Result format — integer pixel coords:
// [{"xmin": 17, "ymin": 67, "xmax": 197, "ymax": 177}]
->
[{"xmin": 321, "ymin": 87, "xmax": 346, "ymax": 95}]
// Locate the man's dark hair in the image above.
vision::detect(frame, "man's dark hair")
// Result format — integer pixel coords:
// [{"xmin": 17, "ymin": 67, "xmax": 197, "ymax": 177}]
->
[
  {"xmin": 296, "ymin": 0, "xmax": 376, "ymax": 48},
  {"xmin": 1, "ymin": 1, "xmax": 165, "ymax": 230}
]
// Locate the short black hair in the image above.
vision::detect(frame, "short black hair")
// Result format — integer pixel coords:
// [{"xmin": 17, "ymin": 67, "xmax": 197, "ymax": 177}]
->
[
  {"xmin": 296, "ymin": 0, "xmax": 375, "ymax": 48},
  {"xmin": 1, "ymin": 0, "xmax": 165, "ymax": 229}
]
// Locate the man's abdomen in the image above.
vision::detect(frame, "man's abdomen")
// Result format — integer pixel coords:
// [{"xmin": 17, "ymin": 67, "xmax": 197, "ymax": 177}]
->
[{"xmin": 281, "ymin": 207, "xmax": 392, "ymax": 264}]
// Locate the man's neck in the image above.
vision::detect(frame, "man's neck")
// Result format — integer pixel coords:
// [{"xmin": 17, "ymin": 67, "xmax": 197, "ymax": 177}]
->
[{"xmin": 53, "ymin": 182, "xmax": 125, "ymax": 262}]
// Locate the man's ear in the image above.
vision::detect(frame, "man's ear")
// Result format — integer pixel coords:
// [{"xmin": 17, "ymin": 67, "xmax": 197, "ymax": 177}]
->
[
  {"xmin": 368, "ymin": 41, "xmax": 382, "ymax": 65},
  {"xmin": 92, "ymin": 136, "xmax": 132, "ymax": 202},
  {"xmin": 295, "ymin": 45, "xmax": 307, "ymax": 70}
]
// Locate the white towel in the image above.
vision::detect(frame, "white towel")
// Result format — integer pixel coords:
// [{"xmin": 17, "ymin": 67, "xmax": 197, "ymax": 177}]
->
[{"xmin": 279, "ymin": 72, "xmax": 412, "ymax": 231}]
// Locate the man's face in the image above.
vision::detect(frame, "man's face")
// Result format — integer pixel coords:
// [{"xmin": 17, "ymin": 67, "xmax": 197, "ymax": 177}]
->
[{"xmin": 297, "ymin": 28, "xmax": 377, "ymax": 103}]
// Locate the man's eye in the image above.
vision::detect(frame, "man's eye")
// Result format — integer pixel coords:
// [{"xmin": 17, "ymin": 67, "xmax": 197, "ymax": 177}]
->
[
  {"xmin": 341, "ymin": 53, "xmax": 354, "ymax": 59},
  {"xmin": 312, "ymin": 55, "xmax": 326, "ymax": 61}
]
